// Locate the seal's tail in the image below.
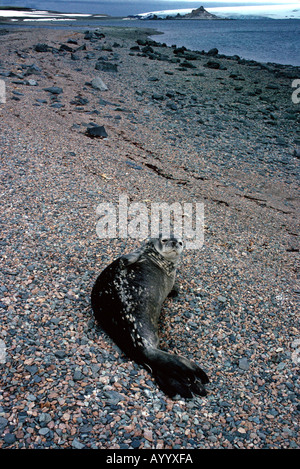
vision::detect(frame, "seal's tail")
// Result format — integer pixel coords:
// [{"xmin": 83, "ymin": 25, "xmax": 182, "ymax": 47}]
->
[{"xmin": 143, "ymin": 348, "xmax": 209, "ymax": 398}]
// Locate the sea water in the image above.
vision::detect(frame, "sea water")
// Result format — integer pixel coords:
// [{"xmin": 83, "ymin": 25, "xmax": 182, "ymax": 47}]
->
[
  {"xmin": 3, "ymin": 16, "xmax": 300, "ymax": 66},
  {"xmin": 145, "ymin": 19, "xmax": 300, "ymax": 67}
]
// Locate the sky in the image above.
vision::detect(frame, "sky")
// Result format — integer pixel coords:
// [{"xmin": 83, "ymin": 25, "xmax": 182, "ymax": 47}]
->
[{"xmin": 0, "ymin": 1, "xmax": 299, "ymax": 18}]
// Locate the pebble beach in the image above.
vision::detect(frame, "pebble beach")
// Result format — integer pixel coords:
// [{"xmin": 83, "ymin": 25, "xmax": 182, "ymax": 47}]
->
[{"xmin": 0, "ymin": 25, "xmax": 299, "ymax": 450}]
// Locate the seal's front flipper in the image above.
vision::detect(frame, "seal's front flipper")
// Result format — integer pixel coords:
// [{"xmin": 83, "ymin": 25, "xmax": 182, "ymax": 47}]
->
[
  {"xmin": 167, "ymin": 283, "xmax": 180, "ymax": 298},
  {"xmin": 120, "ymin": 246, "xmax": 146, "ymax": 268}
]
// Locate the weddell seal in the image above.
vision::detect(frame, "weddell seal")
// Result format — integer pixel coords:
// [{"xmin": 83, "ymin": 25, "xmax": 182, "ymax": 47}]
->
[{"xmin": 91, "ymin": 236, "xmax": 209, "ymax": 398}]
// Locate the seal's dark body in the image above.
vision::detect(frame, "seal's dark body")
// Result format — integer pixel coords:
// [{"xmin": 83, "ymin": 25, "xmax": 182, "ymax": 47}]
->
[{"xmin": 91, "ymin": 245, "xmax": 209, "ymax": 398}]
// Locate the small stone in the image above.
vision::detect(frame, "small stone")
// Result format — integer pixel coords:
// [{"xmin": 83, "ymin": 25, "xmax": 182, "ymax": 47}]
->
[
  {"xmin": 24, "ymin": 64, "xmax": 41, "ymax": 75},
  {"xmin": 85, "ymin": 125, "xmax": 108, "ymax": 139},
  {"xmin": 59, "ymin": 44, "xmax": 74, "ymax": 52},
  {"xmin": 0, "ymin": 417, "xmax": 8, "ymax": 431},
  {"xmin": 39, "ymin": 413, "xmax": 52, "ymax": 425},
  {"xmin": 55, "ymin": 350, "xmax": 66, "ymax": 359},
  {"xmin": 204, "ymin": 60, "xmax": 220, "ymax": 69},
  {"xmin": 43, "ymin": 86, "xmax": 63, "ymax": 95},
  {"xmin": 294, "ymin": 147, "xmax": 300, "ymax": 159},
  {"xmin": 152, "ymin": 94, "xmax": 164, "ymax": 101},
  {"xmin": 103, "ymin": 390, "xmax": 124, "ymax": 405},
  {"xmin": 131, "ymin": 439, "xmax": 141, "ymax": 449},
  {"xmin": 144, "ymin": 429, "xmax": 153, "ymax": 442},
  {"xmin": 239, "ymin": 358, "xmax": 250, "ymax": 371},
  {"xmin": 4, "ymin": 433, "xmax": 16, "ymax": 444},
  {"xmin": 91, "ymin": 77, "xmax": 108, "ymax": 91},
  {"xmin": 95, "ymin": 61, "xmax": 118, "ymax": 72},
  {"xmin": 237, "ymin": 427, "xmax": 246, "ymax": 434},
  {"xmin": 72, "ymin": 438, "xmax": 85, "ymax": 449},
  {"xmin": 26, "ymin": 79, "xmax": 38, "ymax": 86},
  {"xmin": 217, "ymin": 295, "xmax": 227, "ymax": 303},
  {"xmin": 39, "ymin": 427, "xmax": 50, "ymax": 436},
  {"xmin": 35, "ymin": 43, "xmax": 51, "ymax": 52},
  {"xmin": 207, "ymin": 48, "xmax": 219, "ymax": 56},
  {"xmin": 166, "ymin": 102, "xmax": 178, "ymax": 111},
  {"xmin": 73, "ymin": 369, "xmax": 83, "ymax": 381}
]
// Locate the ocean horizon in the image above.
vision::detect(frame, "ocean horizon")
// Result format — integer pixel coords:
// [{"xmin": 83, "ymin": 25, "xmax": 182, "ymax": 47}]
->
[
  {"xmin": 1, "ymin": 9, "xmax": 300, "ymax": 66},
  {"xmin": 1, "ymin": 1, "xmax": 300, "ymax": 19}
]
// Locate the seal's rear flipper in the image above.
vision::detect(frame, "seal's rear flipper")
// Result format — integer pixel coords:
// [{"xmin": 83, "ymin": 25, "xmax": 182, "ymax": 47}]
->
[{"xmin": 143, "ymin": 348, "xmax": 209, "ymax": 398}]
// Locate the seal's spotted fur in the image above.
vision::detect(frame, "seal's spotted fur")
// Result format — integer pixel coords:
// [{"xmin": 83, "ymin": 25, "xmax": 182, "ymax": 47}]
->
[{"xmin": 91, "ymin": 236, "xmax": 209, "ymax": 398}]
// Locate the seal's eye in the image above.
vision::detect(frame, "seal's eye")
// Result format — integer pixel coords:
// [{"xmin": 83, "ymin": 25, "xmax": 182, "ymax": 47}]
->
[
  {"xmin": 161, "ymin": 238, "xmax": 168, "ymax": 243},
  {"xmin": 178, "ymin": 241, "xmax": 183, "ymax": 246}
]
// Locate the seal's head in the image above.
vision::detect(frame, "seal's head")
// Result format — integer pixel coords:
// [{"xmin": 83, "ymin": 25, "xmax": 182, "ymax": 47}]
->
[{"xmin": 148, "ymin": 235, "xmax": 183, "ymax": 263}]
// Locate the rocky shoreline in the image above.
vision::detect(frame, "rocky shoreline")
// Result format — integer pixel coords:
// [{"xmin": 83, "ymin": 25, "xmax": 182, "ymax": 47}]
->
[{"xmin": 0, "ymin": 26, "xmax": 299, "ymax": 449}]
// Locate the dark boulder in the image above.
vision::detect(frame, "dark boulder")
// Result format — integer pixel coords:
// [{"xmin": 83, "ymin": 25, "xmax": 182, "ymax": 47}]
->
[
  {"xmin": 59, "ymin": 44, "xmax": 74, "ymax": 52},
  {"xmin": 34, "ymin": 43, "xmax": 51, "ymax": 52},
  {"xmin": 204, "ymin": 60, "xmax": 221, "ymax": 69},
  {"xmin": 95, "ymin": 60, "xmax": 118, "ymax": 72},
  {"xmin": 43, "ymin": 86, "xmax": 63, "ymax": 95},
  {"xmin": 207, "ymin": 48, "xmax": 219, "ymax": 56},
  {"xmin": 85, "ymin": 125, "xmax": 108, "ymax": 138}
]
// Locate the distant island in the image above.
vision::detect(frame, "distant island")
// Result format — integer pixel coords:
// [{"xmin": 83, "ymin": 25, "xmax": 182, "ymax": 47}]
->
[{"xmin": 135, "ymin": 6, "xmax": 223, "ymax": 20}]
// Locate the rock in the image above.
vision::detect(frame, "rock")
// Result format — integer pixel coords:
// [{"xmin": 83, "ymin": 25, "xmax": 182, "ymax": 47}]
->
[
  {"xmin": 39, "ymin": 413, "xmax": 52, "ymax": 425},
  {"xmin": 136, "ymin": 39, "xmax": 147, "ymax": 46},
  {"xmin": 166, "ymin": 102, "xmax": 178, "ymax": 111},
  {"xmin": 173, "ymin": 46, "xmax": 187, "ymax": 55},
  {"xmin": 12, "ymin": 90, "xmax": 23, "ymax": 96},
  {"xmin": 50, "ymin": 103, "xmax": 63, "ymax": 109},
  {"xmin": 34, "ymin": 43, "xmax": 51, "ymax": 52},
  {"xmin": 39, "ymin": 427, "xmax": 50, "ymax": 436},
  {"xmin": 24, "ymin": 64, "xmax": 41, "ymax": 76},
  {"xmin": 73, "ymin": 369, "xmax": 83, "ymax": 381},
  {"xmin": 181, "ymin": 60, "xmax": 196, "ymax": 69},
  {"xmin": 0, "ymin": 417, "xmax": 8, "ymax": 432},
  {"xmin": 55, "ymin": 350, "xmax": 66, "ymax": 359},
  {"xmin": 126, "ymin": 160, "xmax": 143, "ymax": 170},
  {"xmin": 142, "ymin": 45, "xmax": 154, "ymax": 54},
  {"xmin": 183, "ymin": 52, "xmax": 199, "ymax": 60},
  {"xmin": 131, "ymin": 439, "xmax": 141, "ymax": 449},
  {"xmin": 72, "ymin": 438, "xmax": 85, "ymax": 449},
  {"xmin": 103, "ymin": 390, "xmax": 124, "ymax": 405},
  {"xmin": 85, "ymin": 125, "xmax": 108, "ymax": 138},
  {"xmin": 43, "ymin": 86, "xmax": 63, "ymax": 95},
  {"xmin": 70, "ymin": 96, "xmax": 89, "ymax": 105},
  {"xmin": 101, "ymin": 44, "xmax": 113, "ymax": 52},
  {"xmin": 152, "ymin": 94, "xmax": 164, "ymax": 101},
  {"xmin": 217, "ymin": 295, "xmax": 227, "ymax": 303},
  {"xmin": 204, "ymin": 60, "xmax": 221, "ymax": 69},
  {"xmin": 207, "ymin": 48, "xmax": 219, "ymax": 56},
  {"xmin": 144, "ymin": 429, "xmax": 153, "ymax": 442},
  {"xmin": 95, "ymin": 60, "xmax": 118, "ymax": 72},
  {"xmin": 294, "ymin": 147, "xmax": 300, "ymax": 159},
  {"xmin": 239, "ymin": 357, "xmax": 250, "ymax": 371},
  {"xmin": 84, "ymin": 30, "xmax": 105, "ymax": 40},
  {"xmin": 59, "ymin": 44, "xmax": 74, "ymax": 52},
  {"xmin": 75, "ymin": 44, "xmax": 87, "ymax": 52},
  {"xmin": 25, "ymin": 79, "xmax": 38, "ymax": 86},
  {"xmin": 4, "ymin": 433, "xmax": 16, "ymax": 445},
  {"xmin": 91, "ymin": 77, "xmax": 108, "ymax": 91}
]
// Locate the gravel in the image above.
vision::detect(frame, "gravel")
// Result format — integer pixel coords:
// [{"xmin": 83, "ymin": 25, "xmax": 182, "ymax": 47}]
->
[{"xmin": 0, "ymin": 26, "xmax": 299, "ymax": 449}]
